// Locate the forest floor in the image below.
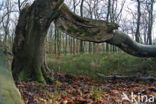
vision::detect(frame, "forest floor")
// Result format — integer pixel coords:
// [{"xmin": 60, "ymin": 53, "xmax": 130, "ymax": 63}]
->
[{"xmin": 17, "ymin": 72, "xmax": 156, "ymax": 104}]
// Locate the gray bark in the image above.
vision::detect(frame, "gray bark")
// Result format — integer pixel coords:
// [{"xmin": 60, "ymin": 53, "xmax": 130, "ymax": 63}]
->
[
  {"xmin": 12, "ymin": 0, "xmax": 64, "ymax": 82},
  {"xmin": 55, "ymin": 4, "xmax": 156, "ymax": 57},
  {"xmin": 147, "ymin": 0, "xmax": 154, "ymax": 45},
  {"xmin": 135, "ymin": 0, "xmax": 141, "ymax": 42},
  {"xmin": 0, "ymin": 48, "xmax": 24, "ymax": 104},
  {"xmin": 108, "ymin": 30, "xmax": 156, "ymax": 57},
  {"xmin": 2, "ymin": 1, "xmax": 156, "ymax": 103},
  {"xmin": 79, "ymin": 0, "xmax": 85, "ymax": 53}
]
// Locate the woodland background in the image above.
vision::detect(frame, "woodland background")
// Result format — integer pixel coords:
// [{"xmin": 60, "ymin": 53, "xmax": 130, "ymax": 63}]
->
[{"xmin": 0, "ymin": 0, "xmax": 156, "ymax": 104}]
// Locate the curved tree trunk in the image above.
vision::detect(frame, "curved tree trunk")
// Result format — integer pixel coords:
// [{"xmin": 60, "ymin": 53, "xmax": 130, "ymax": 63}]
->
[
  {"xmin": 107, "ymin": 30, "xmax": 156, "ymax": 57},
  {"xmin": 6, "ymin": 0, "xmax": 156, "ymax": 103},
  {"xmin": 55, "ymin": 4, "xmax": 119, "ymax": 43},
  {"xmin": 55, "ymin": 4, "xmax": 156, "ymax": 57},
  {"xmin": 12, "ymin": 0, "xmax": 156, "ymax": 84},
  {"xmin": 12, "ymin": 0, "xmax": 64, "ymax": 82},
  {"xmin": 0, "ymin": 48, "xmax": 24, "ymax": 104}
]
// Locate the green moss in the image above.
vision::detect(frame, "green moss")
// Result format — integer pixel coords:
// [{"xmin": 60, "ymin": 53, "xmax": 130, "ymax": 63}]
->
[
  {"xmin": 17, "ymin": 66, "xmax": 46, "ymax": 82},
  {"xmin": 34, "ymin": 70, "xmax": 45, "ymax": 83},
  {"xmin": 67, "ymin": 26, "xmax": 79, "ymax": 33},
  {"xmin": 48, "ymin": 77, "xmax": 56, "ymax": 83},
  {"xmin": 0, "ymin": 89, "xmax": 21, "ymax": 104},
  {"xmin": 23, "ymin": 3, "xmax": 30, "ymax": 13},
  {"xmin": 90, "ymin": 86, "xmax": 103, "ymax": 100},
  {"xmin": 59, "ymin": 25, "xmax": 65, "ymax": 31},
  {"xmin": 67, "ymin": 26, "xmax": 90, "ymax": 36},
  {"xmin": 0, "ymin": 49, "xmax": 24, "ymax": 104},
  {"xmin": 18, "ymin": 71, "xmax": 28, "ymax": 81},
  {"xmin": 79, "ymin": 28, "xmax": 90, "ymax": 36},
  {"xmin": 34, "ymin": 68, "xmax": 45, "ymax": 83},
  {"xmin": 56, "ymin": 80, "xmax": 62, "ymax": 85}
]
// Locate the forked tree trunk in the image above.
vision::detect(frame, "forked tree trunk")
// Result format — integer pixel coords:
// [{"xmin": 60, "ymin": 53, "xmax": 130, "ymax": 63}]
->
[
  {"xmin": 4, "ymin": 0, "xmax": 155, "ymax": 103},
  {"xmin": 12, "ymin": 0, "xmax": 64, "ymax": 82},
  {"xmin": 12, "ymin": 0, "xmax": 156, "ymax": 84},
  {"xmin": 0, "ymin": 48, "xmax": 24, "ymax": 104}
]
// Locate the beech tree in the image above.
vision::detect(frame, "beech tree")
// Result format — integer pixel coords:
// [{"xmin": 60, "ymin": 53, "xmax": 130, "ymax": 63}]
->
[
  {"xmin": 147, "ymin": 0, "xmax": 154, "ymax": 44},
  {"xmin": 135, "ymin": 0, "xmax": 141, "ymax": 42},
  {"xmin": 0, "ymin": 0, "xmax": 156, "ymax": 103},
  {"xmin": 79, "ymin": 0, "xmax": 85, "ymax": 53},
  {"xmin": 12, "ymin": 0, "xmax": 156, "ymax": 83}
]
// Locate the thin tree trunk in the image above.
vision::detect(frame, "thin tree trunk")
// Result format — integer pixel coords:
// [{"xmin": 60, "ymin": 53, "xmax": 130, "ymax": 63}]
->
[
  {"xmin": 54, "ymin": 26, "xmax": 57, "ymax": 55},
  {"xmin": 65, "ymin": 35, "xmax": 68, "ymax": 55},
  {"xmin": 106, "ymin": 0, "xmax": 111, "ymax": 52},
  {"xmin": 135, "ymin": 0, "xmax": 141, "ymax": 42},
  {"xmin": 69, "ymin": 37, "xmax": 73, "ymax": 54},
  {"xmin": 89, "ymin": 42, "xmax": 92, "ymax": 54},
  {"xmin": 147, "ymin": 0, "xmax": 154, "ymax": 45},
  {"xmin": 79, "ymin": 0, "xmax": 85, "ymax": 53},
  {"xmin": 57, "ymin": 29, "xmax": 61, "ymax": 56}
]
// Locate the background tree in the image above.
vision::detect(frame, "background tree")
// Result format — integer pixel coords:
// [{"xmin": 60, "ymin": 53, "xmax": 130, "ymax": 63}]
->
[
  {"xmin": 79, "ymin": 0, "xmax": 85, "ymax": 53},
  {"xmin": 146, "ymin": 0, "xmax": 154, "ymax": 44},
  {"xmin": 135, "ymin": 0, "xmax": 141, "ymax": 42}
]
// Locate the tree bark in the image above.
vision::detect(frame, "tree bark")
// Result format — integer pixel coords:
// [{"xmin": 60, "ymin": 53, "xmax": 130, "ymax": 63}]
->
[
  {"xmin": 135, "ymin": 0, "xmax": 141, "ymax": 42},
  {"xmin": 6, "ymin": 0, "xmax": 156, "ymax": 103},
  {"xmin": 12, "ymin": 0, "xmax": 64, "ymax": 82},
  {"xmin": 12, "ymin": 0, "xmax": 156, "ymax": 84},
  {"xmin": 0, "ymin": 48, "xmax": 24, "ymax": 104},
  {"xmin": 55, "ymin": 4, "xmax": 156, "ymax": 57},
  {"xmin": 147, "ymin": 0, "xmax": 154, "ymax": 45},
  {"xmin": 108, "ymin": 30, "xmax": 156, "ymax": 57},
  {"xmin": 79, "ymin": 0, "xmax": 85, "ymax": 53},
  {"xmin": 55, "ymin": 4, "xmax": 119, "ymax": 43}
]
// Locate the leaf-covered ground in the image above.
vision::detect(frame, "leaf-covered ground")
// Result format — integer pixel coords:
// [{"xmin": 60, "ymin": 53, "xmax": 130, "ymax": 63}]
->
[{"xmin": 17, "ymin": 72, "xmax": 156, "ymax": 104}]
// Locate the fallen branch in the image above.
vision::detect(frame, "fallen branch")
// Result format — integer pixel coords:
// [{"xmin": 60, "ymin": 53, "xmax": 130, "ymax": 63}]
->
[{"xmin": 97, "ymin": 73, "xmax": 155, "ymax": 81}]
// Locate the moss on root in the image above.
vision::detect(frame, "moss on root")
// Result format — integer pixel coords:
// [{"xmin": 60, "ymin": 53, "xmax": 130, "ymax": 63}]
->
[
  {"xmin": 33, "ymin": 68, "xmax": 45, "ymax": 83},
  {"xmin": 18, "ymin": 71, "xmax": 28, "ymax": 81},
  {"xmin": 16, "ymin": 67, "xmax": 46, "ymax": 83},
  {"xmin": 67, "ymin": 26, "xmax": 90, "ymax": 36}
]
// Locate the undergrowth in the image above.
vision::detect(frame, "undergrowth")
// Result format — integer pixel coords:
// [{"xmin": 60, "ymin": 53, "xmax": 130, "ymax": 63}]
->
[{"xmin": 46, "ymin": 52, "xmax": 156, "ymax": 79}]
